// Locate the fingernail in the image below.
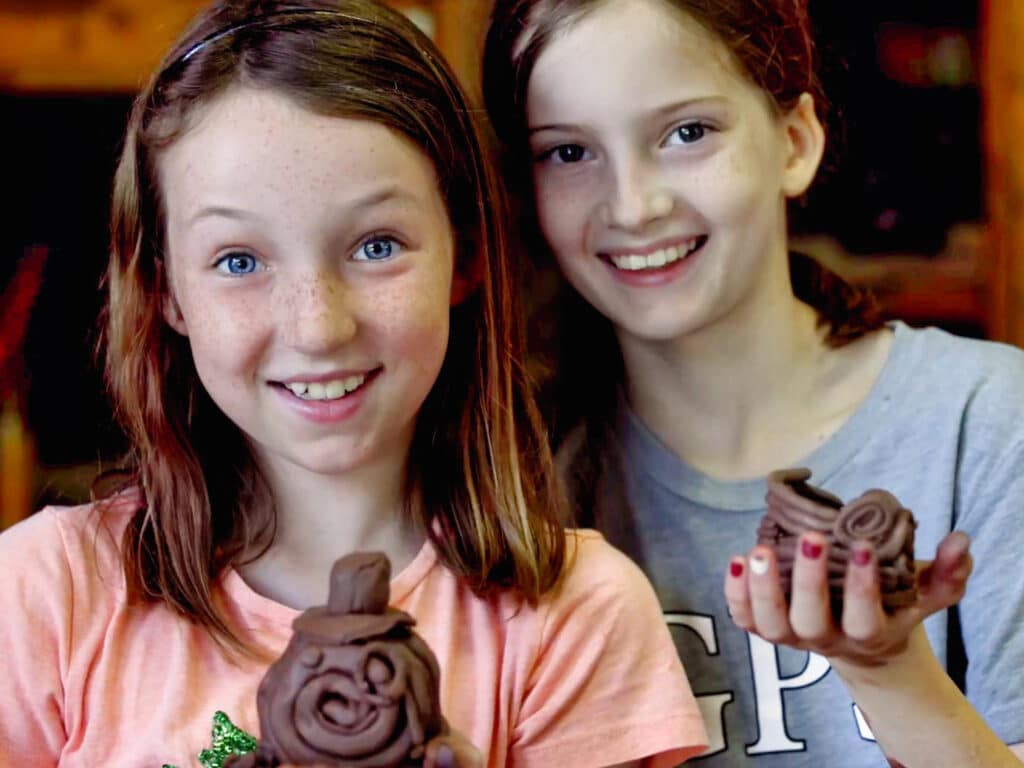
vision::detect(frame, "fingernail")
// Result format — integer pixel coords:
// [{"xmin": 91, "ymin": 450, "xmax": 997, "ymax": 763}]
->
[
  {"xmin": 852, "ymin": 546, "xmax": 872, "ymax": 566},
  {"xmin": 801, "ymin": 539, "xmax": 823, "ymax": 560},
  {"xmin": 436, "ymin": 745, "xmax": 455, "ymax": 768},
  {"xmin": 749, "ymin": 553, "xmax": 770, "ymax": 575},
  {"xmin": 730, "ymin": 560, "xmax": 744, "ymax": 578}
]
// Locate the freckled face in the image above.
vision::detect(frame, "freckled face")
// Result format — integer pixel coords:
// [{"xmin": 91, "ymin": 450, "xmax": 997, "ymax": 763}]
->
[
  {"xmin": 158, "ymin": 87, "xmax": 455, "ymax": 477},
  {"xmin": 526, "ymin": 0, "xmax": 802, "ymax": 343}
]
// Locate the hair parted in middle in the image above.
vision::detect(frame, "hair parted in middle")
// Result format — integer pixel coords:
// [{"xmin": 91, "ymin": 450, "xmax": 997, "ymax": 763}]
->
[{"xmin": 103, "ymin": 0, "xmax": 567, "ymax": 653}]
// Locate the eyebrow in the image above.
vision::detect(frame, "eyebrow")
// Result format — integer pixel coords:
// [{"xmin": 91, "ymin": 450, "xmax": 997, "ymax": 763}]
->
[
  {"xmin": 186, "ymin": 184, "xmax": 421, "ymax": 226},
  {"xmin": 187, "ymin": 206, "xmax": 259, "ymax": 226},
  {"xmin": 528, "ymin": 96, "xmax": 728, "ymax": 135}
]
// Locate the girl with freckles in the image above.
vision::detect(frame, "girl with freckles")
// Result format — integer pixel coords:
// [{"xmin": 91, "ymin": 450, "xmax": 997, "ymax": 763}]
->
[
  {"xmin": 482, "ymin": 0, "xmax": 1024, "ymax": 765},
  {"xmin": 0, "ymin": 1, "xmax": 710, "ymax": 765}
]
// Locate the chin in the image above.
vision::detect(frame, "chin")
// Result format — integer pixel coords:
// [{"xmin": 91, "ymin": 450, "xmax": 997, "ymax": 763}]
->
[
  {"xmin": 301, "ymin": 450, "xmax": 378, "ymax": 477},
  {"xmin": 615, "ymin": 311, "xmax": 709, "ymax": 344}
]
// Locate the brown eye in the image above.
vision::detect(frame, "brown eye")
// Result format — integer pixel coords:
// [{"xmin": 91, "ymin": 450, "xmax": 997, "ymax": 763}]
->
[
  {"xmin": 671, "ymin": 123, "xmax": 707, "ymax": 144},
  {"xmin": 554, "ymin": 144, "xmax": 586, "ymax": 163}
]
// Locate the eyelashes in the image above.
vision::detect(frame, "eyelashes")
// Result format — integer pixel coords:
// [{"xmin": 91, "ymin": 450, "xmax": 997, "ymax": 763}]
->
[
  {"xmin": 532, "ymin": 119, "xmax": 718, "ymax": 166},
  {"xmin": 537, "ymin": 143, "xmax": 590, "ymax": 165},
  {"xmin": 665, "ymin": 121, "xmax": 713, "ymax": 146},
  {"xmin": 353, "ymin": 235, "xmax": 401, "ymax": 262},
  {"xmin": 214, "ymin": 251, "xmax": 263, "ymax": 275},
  {"xmin": 211, "ymin": 234, "xmax": 403, "ymax": 276}
]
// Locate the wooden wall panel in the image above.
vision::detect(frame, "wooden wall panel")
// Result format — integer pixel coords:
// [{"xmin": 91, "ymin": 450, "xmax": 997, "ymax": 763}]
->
[
  {"xmin": 0, "ymin": 1, "xmax": 209, "ymax": 92},
  {"xmin": 981, "ymin": 0, "xmax": 1024, "ymax": 345},
  {"xmin": 0, "ymin": 0, "xmax": 486, "ymax": 93}
]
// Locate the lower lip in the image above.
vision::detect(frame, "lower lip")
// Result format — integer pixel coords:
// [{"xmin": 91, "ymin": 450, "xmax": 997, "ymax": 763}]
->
[
  {"xmin": 602, "ymin": 240, "xmax": 705, "ymax": 287},
  {"xmin": 272, "ymin": 372, "xmax": 378, "ymax": 424}
]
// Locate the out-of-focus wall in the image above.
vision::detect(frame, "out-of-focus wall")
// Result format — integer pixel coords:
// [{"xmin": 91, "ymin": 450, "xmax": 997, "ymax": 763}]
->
[
  {"xmin": 0, "ymin": 0, "xmax": 489, "ymax": 93},
  {"xmin": 982, "ymin": 0, "xmax": 1024, "ymax": 347}
]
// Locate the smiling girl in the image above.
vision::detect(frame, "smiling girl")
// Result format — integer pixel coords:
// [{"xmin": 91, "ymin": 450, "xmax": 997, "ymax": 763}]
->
[
  {"xmin": 0, "ymin": 1, "xmax": 709, "ymax": 765},
  {"xmin": 483, "ymin": 0, "xmax": 1024, "ymax": 765}
]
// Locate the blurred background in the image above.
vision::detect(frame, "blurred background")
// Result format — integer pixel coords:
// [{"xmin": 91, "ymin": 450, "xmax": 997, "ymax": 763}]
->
[{"xmin": 1, "ymin": 0, "xmax": 1022, "ymax": 528}]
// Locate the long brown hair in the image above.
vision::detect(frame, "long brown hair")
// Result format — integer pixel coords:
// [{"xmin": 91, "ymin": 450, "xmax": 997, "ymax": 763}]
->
[
  {"xmin": 482, "ymin": 0, "xmax": 885, "ymax": 521},
  {"xmin": 102, "ymin": 0, "xmax": 566, "ymax": 653}
]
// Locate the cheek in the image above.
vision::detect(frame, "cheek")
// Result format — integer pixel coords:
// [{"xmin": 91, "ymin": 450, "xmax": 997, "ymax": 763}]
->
[
  {"xmin": 691, "ymin": 153, "xmax": 773, "ymax": 228},
  {"xmin": 370, "ymin": 277, "xmax": 451, "ymax": 372},
  {"xmin": 713, "ymin": 138, "xmax": 788, "ymax": 222},
  {"xmin": 177, "ymin": 280, "xmax": 266, "ymax": 372},
  {"xmin": 534, "ymin": 173, "xmax": 588, "ymax": 254}
]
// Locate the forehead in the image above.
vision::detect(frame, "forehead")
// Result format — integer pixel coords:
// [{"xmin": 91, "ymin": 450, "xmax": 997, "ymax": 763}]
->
[
  {"xmin": 156, "ymin": 86, "xmax": 442, "ymax": 216},
  {"xmin": 527, "ymin": 0, "xmax": 763, "ymax": 121}
]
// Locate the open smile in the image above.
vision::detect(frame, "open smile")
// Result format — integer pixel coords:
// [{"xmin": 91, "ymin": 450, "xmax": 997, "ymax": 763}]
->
[
  {"xmin": 599, "ymin": 235, "xmax": 707, "ymax": 272},
  {"xmin": 271, "ymin": 368, "xmax": 382, "ymax": 402}
]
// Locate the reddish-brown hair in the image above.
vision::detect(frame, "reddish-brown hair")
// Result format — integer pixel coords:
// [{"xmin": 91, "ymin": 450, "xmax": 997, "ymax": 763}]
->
[
  {"xmin": 482, "ymin": 0, "xmax": 884, "ymax": 521},
  {"xmin": 101, "ymin": 0, "xmax": 566, "ymax": 653}
]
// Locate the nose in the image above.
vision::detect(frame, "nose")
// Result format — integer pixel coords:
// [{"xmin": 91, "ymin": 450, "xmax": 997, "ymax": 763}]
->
[
  {"xmin": 601, "ymin": 156, "xmax": 673, "ymax": 231},
  {"xmin": 277, "ymin": 270, "xmax": 358, "ymax": 354}
]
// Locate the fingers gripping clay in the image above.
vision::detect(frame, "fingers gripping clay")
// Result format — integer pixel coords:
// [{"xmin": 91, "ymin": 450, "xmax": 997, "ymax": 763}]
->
[{"xmin": 758, "ymin": 469, "xmax": 917, "ymax": 612}]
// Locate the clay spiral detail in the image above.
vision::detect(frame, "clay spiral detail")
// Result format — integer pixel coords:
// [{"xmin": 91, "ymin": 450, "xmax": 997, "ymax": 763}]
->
[
  {"xmin": 227, "ymin": 552, "xmax": 445, "ymax": 768},
  {"xmin": 833, "ymin": 491, "xmax": 914, "ymax": 562},
  {"xmin": 758, "ymin": 469, "xmax": 918, "ymax": 612}
]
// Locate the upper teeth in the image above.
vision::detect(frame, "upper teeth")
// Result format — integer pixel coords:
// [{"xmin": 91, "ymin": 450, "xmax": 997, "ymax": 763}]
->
[
  {"xmin": 608, "ymin": 238, "xmax": 701, "ymax": 271},
  {"xmin": 285, "ymin": 375, "xmax": 367, "ymax": 400}
]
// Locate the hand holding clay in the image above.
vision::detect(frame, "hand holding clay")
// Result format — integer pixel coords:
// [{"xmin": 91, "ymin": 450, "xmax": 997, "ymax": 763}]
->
[
  {"xmin": 757, "ymin": 469, "xmax": 918, "ymax": 612},
  {"xmin": 724, "ymin": 469, "xmax": 972, "ymax": 666}
]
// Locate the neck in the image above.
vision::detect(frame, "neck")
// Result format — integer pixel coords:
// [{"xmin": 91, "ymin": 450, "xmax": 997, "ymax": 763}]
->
[
  {"xmin": 620, "ymin": 259, "xmax": 848, "ymax": 479},
  {"xmin": 238, "ymin": 446, "xmax": 425, "ymax": 609}
]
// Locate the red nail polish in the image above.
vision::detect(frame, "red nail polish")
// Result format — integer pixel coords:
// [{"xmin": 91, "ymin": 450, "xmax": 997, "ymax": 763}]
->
[
  {"xmin": 730, "ymin": 560, "xmax": 744, "ymax": 577},
  {"xmin": 801, "ymin": 539, "xmax": 823, "ymax": 560},
  {"xmin": 852, "ymin": 547, "xmax": 872, "ymax": 566}
]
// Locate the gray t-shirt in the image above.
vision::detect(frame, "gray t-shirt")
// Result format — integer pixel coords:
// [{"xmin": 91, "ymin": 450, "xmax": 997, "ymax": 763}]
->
[{"xmin": 591, "ymin": 322, "xmax": 1024, "ymax": 766}]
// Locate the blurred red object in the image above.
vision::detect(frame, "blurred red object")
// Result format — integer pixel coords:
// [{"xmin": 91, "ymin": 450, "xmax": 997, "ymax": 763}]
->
[
  {"xmin": 877, "ymin": 24, "xmax": 975, "ymax": 88},
  {"xmin": 0, "ymin": 245, "xmax": 47, "ymax": 400}
]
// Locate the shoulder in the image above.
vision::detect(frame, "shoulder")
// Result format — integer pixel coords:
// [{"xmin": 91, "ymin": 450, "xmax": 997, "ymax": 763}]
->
[
  {"xmin": 509, "ymin": 531, "xmax": 708, "ymax": 765},
  {"xmin": 560, "ymin": 529, "xmax": 650, "ymax": 589},
  {"xmin": 0, "ymin": 501, "xmax": 132, "ymax": 689},
  {"xmin": 895, "ymin": 323, "xmax": 1024, "ymax": 394},
  {"xmin": 0, "ymin": 493, "xmax": 137, "ymax": 602},
  {"xmin": 886, "ymin": 324, "xmax": 1024, "ymax": 437},
  {"xmin": 538, "ymin": 530, "xmax": 663, "ymax": 627}
]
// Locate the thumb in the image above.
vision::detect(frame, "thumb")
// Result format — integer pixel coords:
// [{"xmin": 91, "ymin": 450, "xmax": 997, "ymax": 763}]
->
[
  {"xmin": 915, "ymin": 531, "xmax": 972, "ymax": 614},
  {"xmin": 424, "ymin": 731, "xmax": 483, "ymax": 768}
]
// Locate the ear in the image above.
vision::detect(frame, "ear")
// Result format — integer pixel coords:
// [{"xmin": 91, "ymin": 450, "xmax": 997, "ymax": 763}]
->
[
  {"xmin": 450, "ymin": 252, "xmax": 483, "ymax": 307},
  {"xmin": 780, "ymin": 93, "xmax": 826, "ymax": 198},
  {"xmin": 162, "ymin": 288, "xmax": 189, "ymax": 336}
]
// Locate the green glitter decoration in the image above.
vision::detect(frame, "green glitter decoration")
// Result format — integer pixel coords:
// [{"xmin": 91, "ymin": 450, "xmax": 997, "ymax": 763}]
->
[
  {"xmin": 162, "ymin": 710, "xmax": 259, "ymax": 768},
  {"xmin": 198, "ymin": 711, "xmax": 258, "ymax": 768}
]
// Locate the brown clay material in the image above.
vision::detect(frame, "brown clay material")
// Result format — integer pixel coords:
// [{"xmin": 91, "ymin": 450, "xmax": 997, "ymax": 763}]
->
[
  {"xmin": 758, "ymin": 469, "xmax": 917, "ymax": 613},
  {"xmin": 230, "ymin": 552, "xmax": 445, "ymax": 767}
]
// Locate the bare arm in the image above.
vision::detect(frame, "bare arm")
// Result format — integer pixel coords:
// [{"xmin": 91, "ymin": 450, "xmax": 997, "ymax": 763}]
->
[
  {"xmin": 726, "ymin": 532, "xmax": 1023, "ymax": 768},
  {"xmin": 832, "ymin": 627, "xmax": 1023, "ymax": 767}
]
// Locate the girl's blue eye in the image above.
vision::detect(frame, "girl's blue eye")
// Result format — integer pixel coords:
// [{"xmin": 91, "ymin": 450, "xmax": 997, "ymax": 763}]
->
[
  {"xmin": 215, "ymin": 252, "xmax": 261, "ymax": 275},
  {"xmin": 355, "ymin": 236, "xmax": 398, "ymax": 262},
  {"xmin": 667, "ymin": 122, "xmax": 708, "ymax": 145}
]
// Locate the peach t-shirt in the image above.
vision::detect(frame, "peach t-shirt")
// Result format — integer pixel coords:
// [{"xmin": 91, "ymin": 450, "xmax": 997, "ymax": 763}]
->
[{"xmin": 0, "ymin": 498, "xmax": 707, "ymax": 767}]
